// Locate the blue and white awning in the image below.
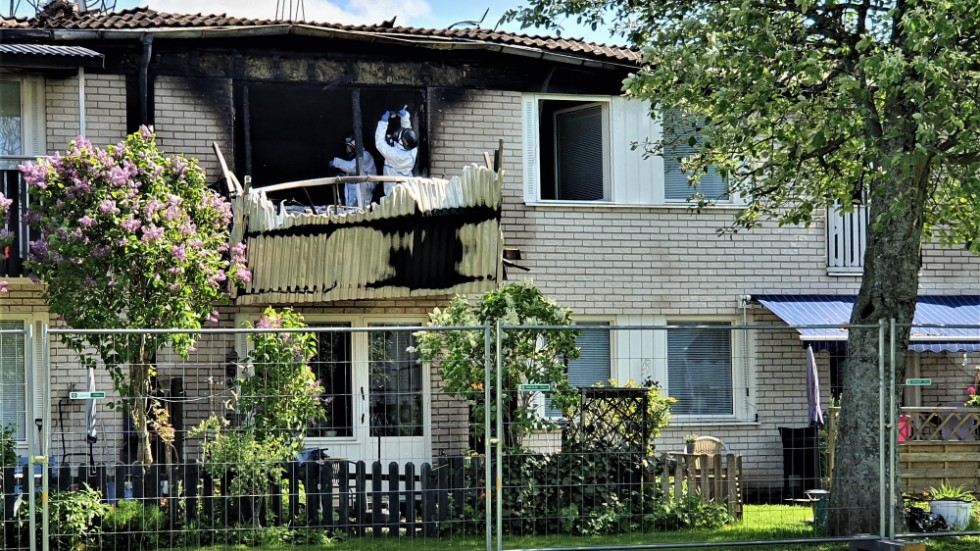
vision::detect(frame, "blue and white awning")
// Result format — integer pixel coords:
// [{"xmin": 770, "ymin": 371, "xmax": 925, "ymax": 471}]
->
[{"xmin": 753, "ymin": 295, "xmax": 980, "ymax": 353}]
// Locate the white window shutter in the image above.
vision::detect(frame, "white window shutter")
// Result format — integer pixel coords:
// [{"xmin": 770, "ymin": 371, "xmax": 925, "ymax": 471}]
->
[
  {"xmin": 522, "ymin": 96, "xmax": 539, "ymax": 203},
  {"xmin": 23, "ymin": 77, "xmax": 47, "ymax": 156}
]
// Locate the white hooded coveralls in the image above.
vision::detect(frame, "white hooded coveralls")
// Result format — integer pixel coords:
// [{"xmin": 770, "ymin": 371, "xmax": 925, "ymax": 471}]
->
[
  {"xmin": 375, "ymin": 120, "xmax": 418, "ymax": 196},
  {"xmin": 331, "ymin": 150, "xmax": 378, "ymax": 207}
]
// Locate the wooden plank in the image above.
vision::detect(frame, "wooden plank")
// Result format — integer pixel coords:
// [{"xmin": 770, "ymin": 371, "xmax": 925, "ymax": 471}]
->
[
  {"xmin": 185, "ymin": 463, "xmax": 200, "ymax": 526},
  {"xmin": 288, "ymin": 462, "xmax": 300, "ymax": 524},
  {"xmin": 405, "ymin": 462, "xmax": 417, "ymax": 536},
  {"xmin": 321, "ymin": 461, "xmax": 334, "ymax": 527},
  {"xmin": 305, "ymin": 462, "xmax": 320, "ymax": 525},
  {"xmin": 726, "ymin": 454, "xmax": 737, "ymax": 517},
  {"xmin": 451, "ymin": 456, "xmax": 465, "ymax": 518},
  {"xmin": 388, "ymin": 462, "xmax": 400, "ymax": 536},
  {"xmin": 712, "ymin": 454, "xmax": 723, "ymax": 500},
  {"xmin": 421, "ymin": 463, "xmax": 436, "ymax": 537},
  {"xmin": 661, "ymin": 454, "xmax": 670, "ymax": 498},
  {"xmin": 372, "ymin": 461, "xmax": 384, "ymax": 537},
  {"xmin": 437, "ymin": 458, "xmax": 450, "ymax": 522},
  {"xmin": 673, "ymin": 457, "xmax": 683, "ymax": 503},
  {"xmin": 901, "ymin": 452, "xmax": 980, "ymax": 462},
  {"xmin": 339, "ymin": 461, "xmax": 351, "ymax": 533},
  {"xmin": 355, "ymin": 461, "xmax": 367, "ymax": 537}
]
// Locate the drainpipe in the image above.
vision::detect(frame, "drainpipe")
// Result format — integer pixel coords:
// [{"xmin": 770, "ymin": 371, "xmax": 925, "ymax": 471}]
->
[
  {"xmin": 77, "ymin": 67, "xmax": 86, "ymax": 137},
  {"xmin": 139, "ymin": 34, "xmax": 154, "ymax": 127}
]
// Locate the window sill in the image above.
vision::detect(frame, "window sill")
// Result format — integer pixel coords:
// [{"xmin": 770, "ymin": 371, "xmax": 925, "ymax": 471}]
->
[
  {"xmin": 524, "ymin": 200, "xmax": 745, "ymax": 210},
  {"xmin": 670, "ymin": 420, "xmax": 760, "ymax": 428},
  {"xmin": 827, "ymin": 267, "xmax": 863, "ymax": 277}
]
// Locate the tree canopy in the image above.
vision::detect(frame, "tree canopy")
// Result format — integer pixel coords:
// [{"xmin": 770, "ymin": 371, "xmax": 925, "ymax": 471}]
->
[
  {"xmin": 20, "ymin": 127, "xmax": 250, "ymax": 465},
  {"xmin": 505, "ymin": 0, "xmax": 980, "ymax": 535}
]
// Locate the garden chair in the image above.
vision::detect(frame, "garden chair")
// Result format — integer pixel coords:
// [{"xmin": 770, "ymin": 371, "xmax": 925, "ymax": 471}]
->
[{"xmin": 692, "ymin": 435, "xmax": 729, "ymax": 455}]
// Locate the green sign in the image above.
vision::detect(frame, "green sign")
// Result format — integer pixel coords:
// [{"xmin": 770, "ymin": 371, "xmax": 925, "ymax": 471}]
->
[
  {"xmin": 518, "ymin": 384, "xmax": 552, "ymax": 392},
  {"xmin": 905, "ymin": 378, "xmax": 932, "ymax": 386},
  {"xmin": 69, "ymin": 391, "xmax": 106, "ymax": 399}
]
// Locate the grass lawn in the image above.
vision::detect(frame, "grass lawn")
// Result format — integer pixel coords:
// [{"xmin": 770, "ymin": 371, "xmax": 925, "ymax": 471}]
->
[{"xmin": 169, "ymin": 504, "xmax": 980, "ymax": 551}]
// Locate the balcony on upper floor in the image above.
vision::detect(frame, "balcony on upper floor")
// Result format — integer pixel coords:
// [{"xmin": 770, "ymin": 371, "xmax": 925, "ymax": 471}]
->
[
  {"xmin": 228, "ymin": 165, "xmax": 504, "ymax": 305},
  {"xmin": 826, "ymin": 203, "xmax": 868, "ymax": 275}
]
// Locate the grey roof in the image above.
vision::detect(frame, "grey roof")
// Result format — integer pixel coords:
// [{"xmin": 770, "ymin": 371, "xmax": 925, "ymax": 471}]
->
[{"xmin": 0, "ymin": 43, "xmax": 102, "ymax": 58}]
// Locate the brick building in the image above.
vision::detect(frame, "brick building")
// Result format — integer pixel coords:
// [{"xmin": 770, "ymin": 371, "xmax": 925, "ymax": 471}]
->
[{"xmin": 1, "ymin": 2, "xmax": 978, "ymax": 498}]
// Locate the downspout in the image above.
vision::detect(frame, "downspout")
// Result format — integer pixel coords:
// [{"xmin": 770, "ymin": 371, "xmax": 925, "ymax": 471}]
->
[
  {"xmin": 139, "ymin": 34, "xmax": 154, "ymax": 127},
  {"xmin": 77, "ymin": 67, "xmax": 86, "ymax": 137}
]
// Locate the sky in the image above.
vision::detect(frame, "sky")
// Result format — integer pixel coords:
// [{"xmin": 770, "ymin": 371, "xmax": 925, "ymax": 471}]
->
[{"xmin": 9, "ymin": 0, "xmax": 623, "ymax": 46}]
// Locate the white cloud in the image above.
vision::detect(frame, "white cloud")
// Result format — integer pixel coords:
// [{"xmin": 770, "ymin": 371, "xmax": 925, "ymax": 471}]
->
[{"xmin": 145, "ymin": 0, "xmax": 431, "ymax": 26}]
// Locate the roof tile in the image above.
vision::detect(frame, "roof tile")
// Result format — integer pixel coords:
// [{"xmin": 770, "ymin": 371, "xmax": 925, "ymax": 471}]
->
[{"xmin": 18, "ymin": 6, "xmax": 639, "ymax": 64}]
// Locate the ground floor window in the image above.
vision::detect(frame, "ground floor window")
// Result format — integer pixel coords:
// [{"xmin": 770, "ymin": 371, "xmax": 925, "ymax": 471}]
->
[
  {"xmin": 0, "ymin": 320, "xmax": 27, "ymax": 442},
  {"xmin": 666, "ymin": 322, "xmax": 734, "ymax": 416}
]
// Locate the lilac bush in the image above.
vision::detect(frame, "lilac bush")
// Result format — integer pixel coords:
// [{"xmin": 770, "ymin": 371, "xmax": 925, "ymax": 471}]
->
[
  {"xmin": 0, "ymin": 191, "xmax": 12, "ymax": 294},
  {"xmin": 20, "ymin": 127, "xmax": 250, "ymax": 465}
]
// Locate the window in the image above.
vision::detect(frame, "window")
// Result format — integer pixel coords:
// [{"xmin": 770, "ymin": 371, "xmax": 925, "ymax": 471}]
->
[
  {"xmin": 309, "ymin": 324, "xmax": 353, "ymax": 437},
  {"xmin": 0, "ymin": 321, "xmax": 27, "ymax": 443},
  {"xmin": 523, "ymin": 95, "xmax": 735, "ymax": 206},
  {"xmin": 368, "ymin": 325, "xmax": 423, "ymax": 437},
  {"xmin": 0, "ymin": 76, "xmax": 45, "ymax": 169},
  {"xmin": 662, "ymin": 110, "xmax": 728, "ymax": 202},
  {"xmin": 667, "ymin": 323, "xmax": 733, "ymax": 416},
  {"xmin": 544, "ymin": 322, "xmax": 611, "ymax": 418},
  {"xmin": 242, "ymin": 84, "xmax": 427, "ymax": 204}
]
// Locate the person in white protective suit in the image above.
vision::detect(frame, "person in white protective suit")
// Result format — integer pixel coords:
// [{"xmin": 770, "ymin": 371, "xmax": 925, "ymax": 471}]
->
[
  {"xmin": 375, "ymin": 107, "xmax": 419, "ymax": 196},
  {"xmin": 328, "ymin": 133, "xmax": 378, "ymax": 207}
]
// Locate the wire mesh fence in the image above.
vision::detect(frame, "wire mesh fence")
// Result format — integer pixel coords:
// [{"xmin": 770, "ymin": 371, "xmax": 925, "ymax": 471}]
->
[{"xmin": 0, "ymin": 320, "xmax": 978, "ymax": 549}]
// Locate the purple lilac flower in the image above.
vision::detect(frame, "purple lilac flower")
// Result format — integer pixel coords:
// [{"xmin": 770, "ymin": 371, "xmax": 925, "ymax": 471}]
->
[
  {"xmin": 172, "ymin": 245, "xmax": 187, "ymax": 262},
  {"xmin": 0, "ymin": 281, "xmax": 8, "ymax": 294},
  {"xmin": 141, "ymin": 224, "xmax": 164, "ymax": 242},
  {"xmin": 121, "ymin": 218, "xmax": 141, "ymax": 232},
  {"xmin": 78, "ymin": 216, "xmax": 94, "ymax": 228},
  {"xmin": 99, "ymin": 200, "xmax": 120, "ymax": 214}
]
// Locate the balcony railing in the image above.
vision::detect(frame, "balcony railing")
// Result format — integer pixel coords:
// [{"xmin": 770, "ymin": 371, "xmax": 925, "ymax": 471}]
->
[
  {"xmin": 826, "ymin": 203, "xmax": 867, "ymax": 274},
  {"xmin": 0, "ymin": 156, "xmax": 35, "ymax": 278}
]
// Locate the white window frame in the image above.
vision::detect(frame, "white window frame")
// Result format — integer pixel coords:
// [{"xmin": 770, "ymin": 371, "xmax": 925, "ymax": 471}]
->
[
  {"xmin": 611, "ymin": 315, "xmax": 751, "ymax": 423},
  {"xmin": 0, "ymin": 313, "xmax": 47, "ymax": 451},
  {"xmin": 522, "ymin": 94, "xmax": 744, "ymax": 208},
  {"xmin": 0, "ymin": 75, "xmax": 47, "ymax": 161},
  {"xmin": 233, "ymin": 313, "xmax": 431, "ymax": 450},
  {"xmin": 536, "ymin": 319, "xmax": 614, "ymax": 420}
]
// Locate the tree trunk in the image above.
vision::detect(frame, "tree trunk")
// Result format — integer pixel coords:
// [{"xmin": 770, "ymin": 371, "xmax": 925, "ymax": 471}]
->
[
  {"xmin": 827, "ymin": 158, "xmax": 929, "ymax": 535},
  {"xmin": 130, "ymin": 360, "xmax": 155, "ymax": 467}
]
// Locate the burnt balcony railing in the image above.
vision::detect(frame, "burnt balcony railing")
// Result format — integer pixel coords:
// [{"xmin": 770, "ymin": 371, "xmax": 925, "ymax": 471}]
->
[{"xmin": 0, "ymin": 157, "xmax": 34, "ymax": 278}]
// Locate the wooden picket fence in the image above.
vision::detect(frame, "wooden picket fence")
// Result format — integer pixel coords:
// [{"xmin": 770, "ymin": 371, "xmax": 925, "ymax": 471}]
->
[{"xmin": 2, "ymin": 452, "xmax": 742, "ymax": 539}]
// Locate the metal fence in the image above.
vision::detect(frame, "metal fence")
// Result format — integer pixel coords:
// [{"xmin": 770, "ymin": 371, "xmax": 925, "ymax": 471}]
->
[{"xmin": 1, "ymin": 321, "xmax": 979, "ymax": 550}]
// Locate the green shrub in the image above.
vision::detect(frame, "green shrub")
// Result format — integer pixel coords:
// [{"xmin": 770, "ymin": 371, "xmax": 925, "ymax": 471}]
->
[
  {"xmin": 19, "ymin": 485, "xmax": 110, "ymax": 551},
  {"xmin": 1, "ymin": 424, "xmax": 17, "ymax": 466},
  {"xmin": 102, "ymin": 499, "xmax": 166, "ymax": 548},
  {"xmin": 643, "ymin": 493, "xmax": 733, "ymax": 530}
]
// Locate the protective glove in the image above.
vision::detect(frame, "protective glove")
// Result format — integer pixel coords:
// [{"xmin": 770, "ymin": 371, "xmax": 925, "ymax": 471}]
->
[
  {"xmin": 398, "ymin": 107, "xmax": 411, "ymax": 129},
  {"xmin": 381, "ymin": 111, "xmax": 391, "ymax": 122}
]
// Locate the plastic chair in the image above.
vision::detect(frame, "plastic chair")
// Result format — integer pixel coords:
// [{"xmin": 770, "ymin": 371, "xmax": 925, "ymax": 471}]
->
[{"xmin": 692, "ymin": 435, "xmax": 729, "ymax": 454}]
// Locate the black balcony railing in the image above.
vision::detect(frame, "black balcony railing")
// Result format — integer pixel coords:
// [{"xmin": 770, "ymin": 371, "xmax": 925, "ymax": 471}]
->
[{"xmin": 0, "ymin": 160, "xmax": 34, "ymax": 278}]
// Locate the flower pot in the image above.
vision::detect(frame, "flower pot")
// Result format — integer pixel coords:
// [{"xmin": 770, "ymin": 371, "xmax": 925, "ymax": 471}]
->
[
  {"xmin": 929, "ymin": 500, "xmax": 972, "ymax": 530},
  {"xmin": 685, "ymin": 443, "xmax": 696, "ymax": 454}
]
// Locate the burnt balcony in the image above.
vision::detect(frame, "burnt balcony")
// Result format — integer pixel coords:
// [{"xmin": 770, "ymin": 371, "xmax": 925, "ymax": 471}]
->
[{"xmin": 229, "ymin": 165, "xmax": 504, "ymax": 304}]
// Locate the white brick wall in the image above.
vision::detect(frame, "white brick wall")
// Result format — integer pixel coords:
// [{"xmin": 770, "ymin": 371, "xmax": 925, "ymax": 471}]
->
[
  {"xmin": 154, "ymin": 76, "xmax": 234, "ymax": 186},
  {"xmin": 46, "ymin": 73, "xmax": 127, "ymax": 151}
]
